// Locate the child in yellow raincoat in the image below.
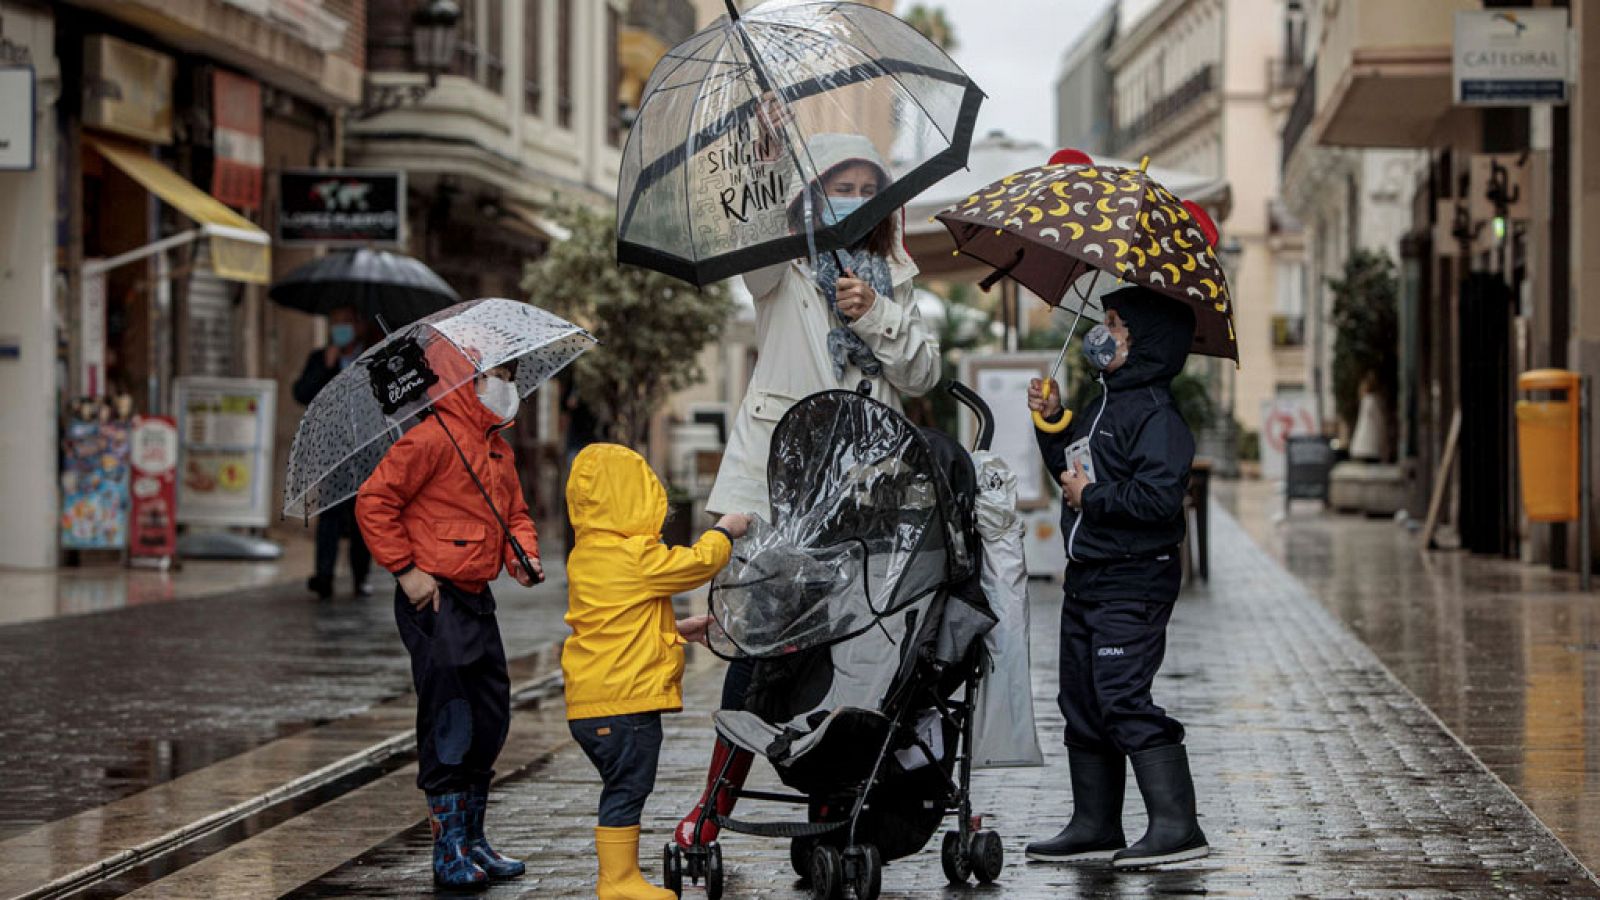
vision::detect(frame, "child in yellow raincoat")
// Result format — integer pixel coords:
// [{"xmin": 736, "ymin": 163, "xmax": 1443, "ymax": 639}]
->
[{"xmin": 563, "ymin": 443, "xmax": 750, "ymax": 899}]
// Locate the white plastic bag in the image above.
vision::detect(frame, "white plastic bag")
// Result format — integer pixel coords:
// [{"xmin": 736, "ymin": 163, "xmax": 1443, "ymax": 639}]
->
[{"xmin": 970, "ymin": 452, "xmax": 1044, "ymax": 768}]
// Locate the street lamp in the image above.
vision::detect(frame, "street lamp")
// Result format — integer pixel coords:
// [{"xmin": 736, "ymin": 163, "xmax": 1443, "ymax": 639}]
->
[
  {"xmin": 410, "ymin": 0, "xmax": 462, "ymax": 83},
  {"xmin": 355, "ymin": 0, "xmax": 461, "ymax": 120}
]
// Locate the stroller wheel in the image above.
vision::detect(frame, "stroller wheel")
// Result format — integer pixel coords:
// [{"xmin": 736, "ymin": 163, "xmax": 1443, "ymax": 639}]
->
[
  {"xmin": 705, "ymin": 842, "xmax": 725, "ymax": 900},
  {"xmin": 662, "ymin": 842, "xmax": 683, "ymax": 897},
  {"xmin": 790, "ymin": 836, "xmax": 816, "ymax": 881},
  {"xmin": 846, "ymin": 844, "xmax": 882, "ymax": 900},
  {"xmin": 809, "ymin": 844, "xmax": 844, "ymax": 900},
  {"xmin": 970, "ymin": 830, "xmax": 1004, "ymax": 884},
  {"xmin": 940, "ymin": 830, "xmax": 972, "ymax": 885}
]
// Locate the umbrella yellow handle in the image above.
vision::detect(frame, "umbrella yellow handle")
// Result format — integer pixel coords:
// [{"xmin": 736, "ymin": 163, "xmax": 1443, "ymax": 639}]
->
[{"xmin": 1033, "ymin": 380, "xmax": 1073, "ymax": 433}]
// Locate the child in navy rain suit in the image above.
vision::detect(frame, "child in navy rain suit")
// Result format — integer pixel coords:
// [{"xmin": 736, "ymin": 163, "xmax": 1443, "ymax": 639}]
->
[{"xmin": 1024, "ymin": 284, "xmax": 1210, "ymax": 870}]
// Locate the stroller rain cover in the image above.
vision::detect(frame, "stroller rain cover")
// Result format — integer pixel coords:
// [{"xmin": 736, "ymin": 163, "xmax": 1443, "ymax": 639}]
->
[{"xmin": 708, "ymin": 391, "xmax": 974, "ymax": 661}]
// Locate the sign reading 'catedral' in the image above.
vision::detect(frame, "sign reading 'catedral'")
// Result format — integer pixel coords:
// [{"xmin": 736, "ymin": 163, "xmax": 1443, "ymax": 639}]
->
[{"xmin": 1454, "ymin": 9, "xmax": 1571, "ymax": 106}]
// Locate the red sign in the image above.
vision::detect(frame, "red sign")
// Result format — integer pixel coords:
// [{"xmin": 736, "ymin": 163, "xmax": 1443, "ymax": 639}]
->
[
  {"xmin": 130, "ymin": 416, "xmax": 179, "ymax": 562},
  {"xmin": 212, "ymin": 70, "xmax": 263, "ymax": 209}
]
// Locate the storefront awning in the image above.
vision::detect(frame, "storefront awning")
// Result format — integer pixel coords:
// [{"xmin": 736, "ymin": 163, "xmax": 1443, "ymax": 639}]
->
[
  {"xmin": 504, "ymin": 202, "xmax": 572, "ymax": 243},
  {"xmin": 88, "ymin": 137, "xmax": 271, "ymax": 284}
]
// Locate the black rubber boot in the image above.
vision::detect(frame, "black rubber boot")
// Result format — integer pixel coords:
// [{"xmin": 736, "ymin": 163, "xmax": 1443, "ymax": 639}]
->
[
  {"xmin": 1025, "ymin": 748, "xmax": 1127, "ymax": 863},
  {"xmin": 1113, "ymin": 744, "xmax": 1209, "ymax": 869}
]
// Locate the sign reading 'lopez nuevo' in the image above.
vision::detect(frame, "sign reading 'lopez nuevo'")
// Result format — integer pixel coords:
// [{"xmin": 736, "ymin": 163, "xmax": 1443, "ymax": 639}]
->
[{"xmin": 277, "ymin": 169, "xmax": 405, "ymax": 245}]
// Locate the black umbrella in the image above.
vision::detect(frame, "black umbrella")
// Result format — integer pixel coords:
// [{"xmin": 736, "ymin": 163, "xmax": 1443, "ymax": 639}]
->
[{"xmin": 269, "ymin": 248, "xmax": 460, "ymax": 329}]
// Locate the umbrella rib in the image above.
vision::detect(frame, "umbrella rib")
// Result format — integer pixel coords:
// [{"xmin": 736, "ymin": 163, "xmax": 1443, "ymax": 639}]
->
[
  {"xmin": 819, "ymin": 17, "xmax": 957, "ymax": 149},
  {"xmin": 642, "ymin": 62, "xmax": 753, "ymax": 97},
  {"xmin": 678, "ymin": 36, "xmax": 729, "ymax": 268},
  {"xmin": 647, "ymin": 41, "xmax": 732, "ymax": 95},
  {"xmin": 757, "ymin": 20, "xmax": 959, "ymax": 153},
  {"xmin": 620, "ymin": 56, "xmax": 971, "ymax": 234}
]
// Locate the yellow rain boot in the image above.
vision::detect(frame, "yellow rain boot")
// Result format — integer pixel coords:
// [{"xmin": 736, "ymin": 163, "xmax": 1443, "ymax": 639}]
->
[{"xmin": 595, "ymin": 826, "xmax": 675, "ymax": 900}]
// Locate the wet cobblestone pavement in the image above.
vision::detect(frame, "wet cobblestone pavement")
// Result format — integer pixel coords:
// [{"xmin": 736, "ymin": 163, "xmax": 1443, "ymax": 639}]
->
[
  {"xmin": 0, "ymin": 566, "xmax": 568, "ymax": 839},
  {"xmin": 290, "ymin": 508, "xmax": 1599, "ymax": 898},
  {"xmin": 1224, "ymin": 481, "xmax": 1600, "ymax": 875}
]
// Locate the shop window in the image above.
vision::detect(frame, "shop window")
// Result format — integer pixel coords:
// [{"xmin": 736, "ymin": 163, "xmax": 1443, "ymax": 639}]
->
[
  {"xmin": 485, "ymin": 0, "xmax": 505, "ymax": 94},
  {"xmin": 367, "ymin": 0, "xmax": 412, "ymax": 70},
  {"xmin": 524, "ymin": 0, "xmax": 543, "ymax": 115},
  {"xmin": 454, "ymin": 0, "xmax": 479, "ymax": 78},
  {"xmin": 557, "ymin": 0, "xmax": 573, "ymax": 129},
  {"xmin": 606, "ymin": 5, "xmax": 621, "ymax": 146}
]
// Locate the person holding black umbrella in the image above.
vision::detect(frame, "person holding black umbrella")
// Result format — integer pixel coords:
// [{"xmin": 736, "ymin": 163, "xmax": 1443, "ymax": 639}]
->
[{"xmin": 293, "ymin": 305, "xmax": 374, "ymax": 599}]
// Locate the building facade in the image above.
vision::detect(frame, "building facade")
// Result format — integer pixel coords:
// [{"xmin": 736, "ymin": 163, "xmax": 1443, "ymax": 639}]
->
[
  {"xmin": 1056, "ymin": 4, "xmax": 1119, "ymax": 156},
  {"xmin": 1104, "ymin": 0, "xmax": 1305, "ymax": 439},
  {"xmin": 0, "ymin": 0, "xmax": 364, "ymax": 569},
  {"xmin": 1280, "ymin": 0, "xmax": 1599, "ymax": 567}
]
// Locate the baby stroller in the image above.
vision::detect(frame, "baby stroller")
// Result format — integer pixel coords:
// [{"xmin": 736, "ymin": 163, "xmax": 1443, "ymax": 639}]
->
[{"xmin": 667, "ymin": 386, "xmax": 1003, "ymax": 900}]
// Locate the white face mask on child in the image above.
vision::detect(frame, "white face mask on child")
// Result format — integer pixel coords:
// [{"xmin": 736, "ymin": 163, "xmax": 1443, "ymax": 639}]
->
[{"xmin": 476, "ymin": 375, "xmax": 520, "ymax": 422}]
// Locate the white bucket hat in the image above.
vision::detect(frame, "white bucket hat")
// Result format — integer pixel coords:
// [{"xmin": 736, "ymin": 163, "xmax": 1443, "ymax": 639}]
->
[{"xmin": 786, "ymin": 133, "xmax": 891, "ymax": 220}]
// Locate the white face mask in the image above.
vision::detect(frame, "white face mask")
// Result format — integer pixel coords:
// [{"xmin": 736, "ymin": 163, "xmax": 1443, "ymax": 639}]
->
[{"xmin": 476, "ymin": 375, "xmax": 520, "ymax": 422}]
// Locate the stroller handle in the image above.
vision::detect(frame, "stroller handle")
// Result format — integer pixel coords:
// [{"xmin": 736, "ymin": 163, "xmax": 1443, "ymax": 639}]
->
[{"xmin": 948, "ymin": 381, "xmax": 995, "ymax": 453}]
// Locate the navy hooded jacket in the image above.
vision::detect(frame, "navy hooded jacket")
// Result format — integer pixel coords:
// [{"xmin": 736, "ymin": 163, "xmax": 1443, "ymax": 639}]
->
[{"xmin": 1037, "ymin": 286, "xmax": 1196, "ymax": 563}]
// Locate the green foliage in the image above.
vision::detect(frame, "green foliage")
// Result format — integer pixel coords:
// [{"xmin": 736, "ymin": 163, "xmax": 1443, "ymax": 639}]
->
[
  {"xmin": 1170, "ymin": 371, "xmax": 1215, "ymax": 434},
  {"xmin": 1237, "ymin": 426, "xmax": 1261, "ymax": 463},
  {"xmin": 903, "ymin": 3, "xmax": 957, "ymax": 52},
  {"xmin": 522, "ymin": 205, "xmax": 733, "ymax": 448},
  {"xmin": 926, "ymin": 283, "xmax": 993, "ymax": 435},
  {"xmin": 1328, "ymin": 249, "xmax": 1399, "ymax": 430}
]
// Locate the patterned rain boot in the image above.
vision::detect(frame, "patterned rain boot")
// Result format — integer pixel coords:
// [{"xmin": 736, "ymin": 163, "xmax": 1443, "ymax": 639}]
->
[
  {"xmin": 467, "ymin": 784, "xmax": 526, "ymax": 880},
  {"xmin": 428, "ymin": 792, "xmax": 490, "ymax": 891}
]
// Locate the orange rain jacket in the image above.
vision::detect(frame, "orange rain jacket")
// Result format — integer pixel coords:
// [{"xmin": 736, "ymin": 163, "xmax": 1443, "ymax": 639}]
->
[
  {"xmin": 356, "ymin": 377, "xmax": 539, "ymax": 595},
  {"xmin": 562, "ymin": 443, "xmax": 733, "ymax": 720}
]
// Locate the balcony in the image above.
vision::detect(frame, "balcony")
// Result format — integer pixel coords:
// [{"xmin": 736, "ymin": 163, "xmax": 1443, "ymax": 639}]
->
[
  {"xmin": 1268, "ymin": 56, "xmax": 1305, "ymax": 96},
  {"xmin": 1304, "ymin": 0, "xmax": 1477, "ymax": 148},
  {"xmin": 1112, "ymin": 64, "xmax": 1215, "ymax": 156},
  {"xmin": 1280, "ymin": 60, "xmax": 1314, "ymax": 173},
  {"xmin": 1273, "ymin": 314, "xmax": 1306, "ymax": 348}
]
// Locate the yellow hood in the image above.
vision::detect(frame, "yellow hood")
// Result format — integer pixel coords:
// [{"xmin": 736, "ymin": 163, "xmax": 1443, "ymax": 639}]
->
[
  {"xmin": 561, "ymin": 442, "xmax": 733, "ymax": 721},
  {"xmin": 566, "ymin": 443, "xmax": 667, "ymax": 539}
]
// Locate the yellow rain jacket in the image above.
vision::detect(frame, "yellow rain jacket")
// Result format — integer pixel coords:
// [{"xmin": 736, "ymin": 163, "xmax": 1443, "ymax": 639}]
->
[{"xmin": 563, "ymin": 443, "xmax": 734, "ymax": 721}]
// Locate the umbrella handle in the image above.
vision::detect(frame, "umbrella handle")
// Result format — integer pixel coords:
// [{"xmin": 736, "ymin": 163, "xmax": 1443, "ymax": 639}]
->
[{"xmin": 1033, "ymin": 380, "xmax": 1073, "ymax": 434}]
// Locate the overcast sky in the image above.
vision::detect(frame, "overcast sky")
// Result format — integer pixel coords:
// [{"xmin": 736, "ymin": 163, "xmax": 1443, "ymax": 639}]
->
[{"xmin": 907, "ymin": 0, "xmax": 1115, "ymax": 147}]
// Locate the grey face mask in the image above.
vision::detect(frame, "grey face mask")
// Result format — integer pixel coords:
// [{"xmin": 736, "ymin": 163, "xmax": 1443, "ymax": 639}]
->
[{"xmin": 1082, "ymin": 323, "xmax": 1120, "ymax": 371}]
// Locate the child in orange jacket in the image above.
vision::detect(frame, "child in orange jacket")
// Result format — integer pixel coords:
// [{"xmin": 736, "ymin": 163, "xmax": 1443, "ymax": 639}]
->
[
  {"xmin": 356, "ymin": 362, "xmax": 541, "ymax": 891},
  {"xmin": 562, "ymin": 443, "xmax": 749, "ymax": 899}
]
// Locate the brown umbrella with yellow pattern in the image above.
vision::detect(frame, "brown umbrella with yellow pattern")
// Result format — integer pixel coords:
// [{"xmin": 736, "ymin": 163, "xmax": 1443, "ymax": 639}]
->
[{"xmin": 934, "ymin": 148, "xmax": 1237, "ymax": 430}]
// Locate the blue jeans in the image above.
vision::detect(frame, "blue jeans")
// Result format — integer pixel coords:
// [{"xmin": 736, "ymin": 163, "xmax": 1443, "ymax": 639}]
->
[{"xmin": 569, "ymin": 712, "xmax": 663, "ymax": 827}]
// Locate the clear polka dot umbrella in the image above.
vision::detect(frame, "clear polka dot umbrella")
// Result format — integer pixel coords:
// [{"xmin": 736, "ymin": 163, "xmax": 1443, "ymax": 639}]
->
[{"xmin": 284, "ymin": 298, "xmax": 594, "ymax": 520}]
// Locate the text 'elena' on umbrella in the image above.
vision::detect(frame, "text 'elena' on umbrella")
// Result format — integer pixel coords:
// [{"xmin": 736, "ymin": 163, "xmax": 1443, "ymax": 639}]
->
[{"xmin": 283, "ymin": 298, "xmax": 594, "ymax": 573}]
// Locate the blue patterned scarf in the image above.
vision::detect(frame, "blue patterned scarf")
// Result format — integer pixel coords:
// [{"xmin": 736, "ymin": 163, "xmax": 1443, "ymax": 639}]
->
[{"xmin": 812, "ymin": 247, "xmax": 893, "ymax": 380}]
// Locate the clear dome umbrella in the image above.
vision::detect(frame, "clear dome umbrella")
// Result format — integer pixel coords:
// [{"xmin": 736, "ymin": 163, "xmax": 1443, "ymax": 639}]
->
[
  {"xmin": 283, "ymin": 298, "xmax": 594, "ymax": 572},
  {"xmin": 617, "ymin": 0, "xmax": 984, "ymax": 286}
]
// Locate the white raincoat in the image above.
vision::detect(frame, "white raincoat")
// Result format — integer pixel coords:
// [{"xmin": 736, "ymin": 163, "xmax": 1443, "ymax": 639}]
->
[
  {"xmin": 707, "ymin": 135, "xmax": 942, "ymax": 519},
  {"xmin": 707, "ymin": 251, "xmax": 940, "ymax": 519}
]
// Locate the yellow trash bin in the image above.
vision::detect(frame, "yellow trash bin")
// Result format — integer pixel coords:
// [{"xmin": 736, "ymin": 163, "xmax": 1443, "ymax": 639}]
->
[{"xmin": 1516, "ymin": 369, "xmax": 1582, "ymax": 522}]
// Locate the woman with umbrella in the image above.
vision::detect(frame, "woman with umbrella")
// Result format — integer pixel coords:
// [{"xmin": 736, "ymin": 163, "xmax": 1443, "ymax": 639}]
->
[
  {"xmin": 610, "ymin": 0, "xmax": 984, "ymax": 857},
  {"xmin": 674, "ymin": 127, "xmax": 944, "ymax": 849}
]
